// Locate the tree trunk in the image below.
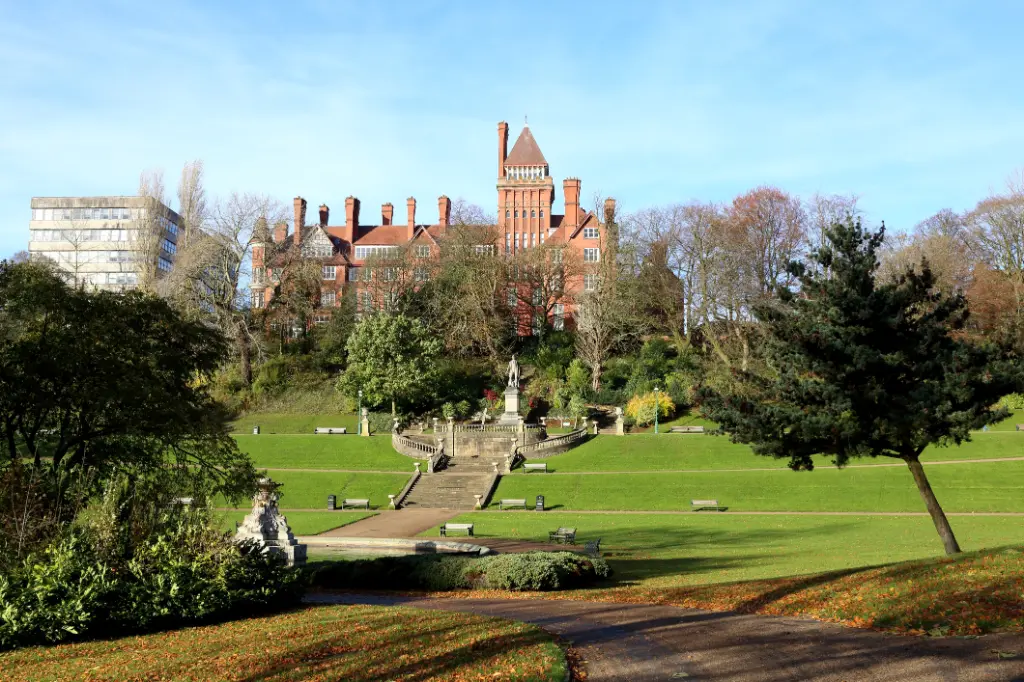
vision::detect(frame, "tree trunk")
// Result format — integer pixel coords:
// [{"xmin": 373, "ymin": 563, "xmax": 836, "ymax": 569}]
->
[
  {"xmin": 236, "ymin": 321, "xmax": 252, "ymax": 387},
  {"xmin": 904, "ymin": 454, "xmax": 961, "ymax": 555},
  {"xmin": 391, "ymin": 399, "xmax": 396, "ymax": 416},
  {"xmin": 590, "ymin": 363, "xmax": 601, "ymax": 392}
]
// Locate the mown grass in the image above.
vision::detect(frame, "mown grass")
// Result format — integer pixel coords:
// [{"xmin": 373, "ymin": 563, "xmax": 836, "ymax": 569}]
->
[
  {"xmin": 0, "ymin": 604, "xmax": 567, "ymax": 681},
  {"xmin": 218, "ymin": 471, "xmax": 411, "ymax": 510},
  {"xmin": 430, "ymin": 512, "xmax": 1024, "ymax": 589},
  {"xmin": 494, "ymin": 459, "xmax": 1024, "ymax": 512},
  {"xmin": 525, "ymin": 432, "xmax": 1024, "ymax": 472},
  {"xmin": 231, "ymin": 413, "xmax": 359, "ymax": 435},
  {"xmin": 216, "ymin": 510, "xmax": 376, "ymax": 535},
  {"xmin": 234, "ymin": 434, "xmax": 417, "ymax": 471}
]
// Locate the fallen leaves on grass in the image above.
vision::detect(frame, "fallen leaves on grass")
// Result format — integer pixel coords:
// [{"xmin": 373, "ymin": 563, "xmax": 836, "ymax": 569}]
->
[{"xmin": 0, "ymin": 605, "xmax": 567, "ymax": 682}]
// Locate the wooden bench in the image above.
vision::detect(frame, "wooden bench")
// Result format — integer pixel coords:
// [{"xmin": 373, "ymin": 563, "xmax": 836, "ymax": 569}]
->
[
  {"xmin": 341, "ymin": 498, "xmax": 370, "ymax": 510},
  {"xmin": 691, "ymin": 499, "xmax": 725, "ymax": 511},
  {"xmin": 584, "ymin": 538, "xmax": 602, "ymax": 556},
  {"xmin": 498, "ymin": 498, "xmax": 527, "ymax": 510},
  {"xmin": 548, "ymin": 527, "xmax": 576, "ymax": 545},
  {"xmin": 314, "ymin": 427, "xmax": 347, "ymax": 434},
  {"xmin": 440, "ymin": 522, "xmax": 474, "ymax": 537},
  {"xmin": 523, "ymin": 463, "xmax": 548, "ymax": 473},
  {"xmin": 669, "ymin": 425, "xmax": 705, "ymax": 433}
]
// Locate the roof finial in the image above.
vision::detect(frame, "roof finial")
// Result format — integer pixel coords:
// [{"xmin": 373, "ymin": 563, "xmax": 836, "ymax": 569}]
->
[{"xmin": 524, "ymin": 114, "xmax": 528, "ymax": 126}]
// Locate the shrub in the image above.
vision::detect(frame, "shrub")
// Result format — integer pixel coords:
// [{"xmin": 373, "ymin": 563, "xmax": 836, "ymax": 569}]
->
[
  {"xmin": 626, "ymin": 391, "xmax": 675, "ymax": 427},
  {"xmin": 0, "ymin": 518, "xmax": 303, "ymax": 650},
  {"xmin": 997, "ymin": 393, "xmax": 1024, "ymax": 410},
  {"xmin": 306, "ymin": 551, "xmax": 610, "ymax": 592},
  {"xmin": 366, "ymin": 411, "xmax": 401, "ymax": 434}
]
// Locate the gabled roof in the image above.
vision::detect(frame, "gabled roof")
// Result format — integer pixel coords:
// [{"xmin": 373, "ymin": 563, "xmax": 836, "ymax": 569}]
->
[{"xmin": 504, "ymin": 125, "xmax": 548, "ymax": 167}]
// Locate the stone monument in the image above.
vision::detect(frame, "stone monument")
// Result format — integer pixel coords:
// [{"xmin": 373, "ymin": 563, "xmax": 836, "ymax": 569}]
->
[
  {"xmin": 360, "ymin": 407, "xmax": 370, "ymax": 437},
  {"xmin": 615, "ymin": 406, "xmax": 625, "ymax": 435},
  {"xmin": 234, "ymin": 477, "xmax": 306, "ymax": 566},
  {"xmin": 499, "ymin": 354, "xmax": 522, "ymax": 425}
]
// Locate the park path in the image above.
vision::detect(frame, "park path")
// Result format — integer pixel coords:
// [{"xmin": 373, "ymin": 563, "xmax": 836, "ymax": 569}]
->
[{"xmin": 309, "ymin": 592, "xmax": 1024, "ymax": 682}]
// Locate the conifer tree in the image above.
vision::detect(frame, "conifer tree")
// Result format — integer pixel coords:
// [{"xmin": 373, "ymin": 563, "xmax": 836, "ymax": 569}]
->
[{"xmin": 698, "ymin": 218, "xmax": 1023, "ymax": 555}]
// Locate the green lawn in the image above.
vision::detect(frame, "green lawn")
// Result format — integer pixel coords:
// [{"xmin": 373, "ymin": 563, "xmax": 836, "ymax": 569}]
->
[
  {"xmin": 524, "ymin": 431, "xmax": 1024, "ymax": 472},
  {"xmin": 494, "ymin": 459, "xmax": 1024, "ymax": 512},
  {"xmin": 0, "ymin": 604, "xmax": 566, "ymax": 682},
  {"xmin": 217, "ymin": 510, "xmax": 376, "ymax": 535},
  {"xmin": 430, "ymin": 512, "xmax": 1024, "ymax": 587},
  {"xmin": 218, "ymin": 471, "xmax": 410, "ymax": 510},
  {"xmin": 230, "ymin": 412, "xmax": 360, "ymax": 434},
  {"xmin": 234, "ymin": 434, "xmax": 417, "ymax": 470}
]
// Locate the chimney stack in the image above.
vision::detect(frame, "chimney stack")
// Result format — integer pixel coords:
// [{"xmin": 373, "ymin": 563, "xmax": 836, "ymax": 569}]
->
[
  {"xmin": 498, "ymin": 121, "xmax": 509, "ymax": 178},
  {"xmin": 563, "ymin": 178, "xmax": 581, "ymax": 230},
  {"xmin": 437, "ymin": 195, "xmax": 451, "ymax": 226},
  {"xmin": 406, "ymin": 197, "xmax": 416, "ymax": 240},
  {"xmin": 603, "ymin": 198, "xmax": 616, "ymax": 225},
  {"xmin": 382, "ymin": 203, "xmax": 394, "ymax": 225},
  {"xmin": 293, "ymin": 197, "xmax": 307, "ymax": 245},
  {"xmin": 273, "ymin": 221, "xmax": 287, "ymax": 243},
  {"xmin": 318, "ymin": 204, "xmax": 329, "ymax": 226},
  {"xmin": 345, "ymin": 196, "xmax": 360, "ymax": 234}
]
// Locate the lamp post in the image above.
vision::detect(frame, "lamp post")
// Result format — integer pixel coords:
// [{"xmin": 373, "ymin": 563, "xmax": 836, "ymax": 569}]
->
[
  {"xmin": 357, "ymin": 389, "xmax": 363, "ymax": 435},
  {"xmin": 654, "ymin": 387, "xmax": 660, "ymax": 434}
]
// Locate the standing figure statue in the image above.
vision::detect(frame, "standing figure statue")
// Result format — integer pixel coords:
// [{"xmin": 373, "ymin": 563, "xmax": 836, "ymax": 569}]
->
[{"xmin": 507, "ymin": 354, "xmax": 520, "ymax": 388}]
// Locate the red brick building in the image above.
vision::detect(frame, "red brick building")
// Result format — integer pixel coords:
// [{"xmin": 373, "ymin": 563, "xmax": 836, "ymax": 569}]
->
[{"xmin": 251, "ymin": 121, "xmax": 614, "ymax": 332}]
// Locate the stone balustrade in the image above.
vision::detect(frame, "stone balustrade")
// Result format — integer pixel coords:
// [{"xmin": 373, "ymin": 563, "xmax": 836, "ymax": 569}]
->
[{"xmin": 513, "ymin": 427, "xmax": 588, "ymax": 460}]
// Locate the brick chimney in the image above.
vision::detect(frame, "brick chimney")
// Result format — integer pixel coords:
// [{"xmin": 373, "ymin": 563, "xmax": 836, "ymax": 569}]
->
[
  {"xmin": 345, "ymin": 196, "xmax": 360, "ymax": 234},
  {"xmin": 293, "ymin": 197, "xmax": 307, "ymax": 245},
  {"xmin": 498, "ymin": 121, "xmax": 509, "ymax": 178},
  {"xmin": 273, "ymin": 221, "xmax": 288, "ymax": 243},
  {"xmin": 437, "ymin": 195, "xmax": 451, "ymax": 226},
  {"xmin": 318, "ymin": 204, "xmax": 329, "ymax": 226},
  {"xmin": 382, "ymin": 203, "xmax": 393, "ymax": 225},
  {"xmin": 406, "ymin": 197, "xmax": 416, "ymax": 240},
  {"xmin": 563, "ymin": 178, "xmax": 581, "ymax": 230},
  {"xmin": 603, "ymin": 198, "xmax": 616, "ymax": 225}
]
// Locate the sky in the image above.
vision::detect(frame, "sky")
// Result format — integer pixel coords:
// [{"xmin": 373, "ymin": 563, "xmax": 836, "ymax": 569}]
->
[{"xmin": 1, "ymin": 0, "xmax": 1023, "ymax": 258}]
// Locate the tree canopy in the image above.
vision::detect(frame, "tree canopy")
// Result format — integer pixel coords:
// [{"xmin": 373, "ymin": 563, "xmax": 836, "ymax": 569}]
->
[
  {"xmin": 0, "ymin": 261, "xmax": 255, "ymax": 513},
  {"xmin": 697, "ymin": 219, "xmax": 1024, "ymax": 555},
  {"xmin": 338, "ymin": 313, "xmax": 443, "ymax": 415}
]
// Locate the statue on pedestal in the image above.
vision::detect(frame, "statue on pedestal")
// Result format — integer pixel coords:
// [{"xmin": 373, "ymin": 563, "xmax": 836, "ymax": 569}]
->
[{"xmin": 499, "ymin": 355, "xmax": 522, "ymax": 425}]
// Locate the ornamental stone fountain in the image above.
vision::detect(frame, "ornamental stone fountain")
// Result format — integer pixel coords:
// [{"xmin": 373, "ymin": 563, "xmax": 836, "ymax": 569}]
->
[{"xmin": 234, "ymin": 477, "xmax": 306, "ymax": 566}]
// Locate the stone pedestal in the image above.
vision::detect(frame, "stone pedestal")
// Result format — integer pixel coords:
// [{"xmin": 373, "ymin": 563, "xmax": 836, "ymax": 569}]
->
[
  {"xmin": 499, "ymin": 386, "xmax": 521, "ymax": 425},
  {"xmin": 234, "ymin": 477, "xmax": 306, "ymax": 566},
  {"xmin": 615, "ymin": 407, "xmax": 625, "ymax": 435},
  {"xmin": 360, "ymin": 408, "xmax": 370, "ymax": 437}
]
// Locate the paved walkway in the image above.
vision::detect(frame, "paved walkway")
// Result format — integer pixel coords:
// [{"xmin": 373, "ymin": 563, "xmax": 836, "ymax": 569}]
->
[
  {"xmin": 309, "ymin": 593, "xmax": 1024, "ymax": 682},
  {"xmin": 319, "ymin": 509, "xmax": 459, "ymax": 537}
]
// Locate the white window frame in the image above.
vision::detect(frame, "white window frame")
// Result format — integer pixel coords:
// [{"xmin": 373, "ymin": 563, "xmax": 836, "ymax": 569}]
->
[
  {"xmin": 583, "ymin": 227, "xmax": 599, "ymax": 239},
  {"xmin": 583, "ymin": 248, "xmax": 600, "ymax": 263},
  {"xmin": 320, "ymin": 290, "xmax": 336, "ymax": 306},
  {"xmin": 584, "ymin": 274, "xmax": 598, "ymax": 291},
  {"xmin": 322, "ymin": 265, "xmax": 336, "ymax": 280}
]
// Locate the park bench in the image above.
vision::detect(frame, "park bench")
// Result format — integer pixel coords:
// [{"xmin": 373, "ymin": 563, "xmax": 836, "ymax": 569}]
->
[
  {"xmin": 691, "ymin": 499, "xmax": 726, "ymax": 512},
  {"xmin": 584, "ymin": 538, "xmax": 602, "ymax": 556},
  {"xmin": 341, "ymin": 498, "xmax": 370, "ymax": 510},
  {"xmin": 1016, "ymin": 424, "xmax": 1024, "ymax": 432},
  {"xmin": 523, "ymin": 463, "xmax": 548, "ymax": 473},
  {"xmin": 548, "ymin": 527, "xmax": 577, "ymax": 545},
  {"xmin": 669, "ymin": 425, "xmax": 705, "ymax": 433},
  {"xmin": 498, "ymin": 498, "xmax": 527, "ymax": 510},
  {"xmin": 440, "ymin": 522, "xmax": 474, "ymax": 537},
  {"xmin": 314, "ymin": 427, "xmax": 347, "ymax": 434}
]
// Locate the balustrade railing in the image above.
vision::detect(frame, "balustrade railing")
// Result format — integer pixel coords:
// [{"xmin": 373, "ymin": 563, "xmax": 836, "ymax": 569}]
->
[{"xmin": 515, "ymin": 427, "xmax": 587, "ymax": 457}]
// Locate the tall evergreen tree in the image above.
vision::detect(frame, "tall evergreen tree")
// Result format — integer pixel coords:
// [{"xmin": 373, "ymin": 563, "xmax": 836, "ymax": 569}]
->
[{"xmin": 697, "ymin": 219, "xmax": 1023, "ymax": 555}]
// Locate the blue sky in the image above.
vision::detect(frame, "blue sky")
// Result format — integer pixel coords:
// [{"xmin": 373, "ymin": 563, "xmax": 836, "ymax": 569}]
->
[{"xmin": 2, "ymin": 0, "xmax": 1022, "ymax": 258}]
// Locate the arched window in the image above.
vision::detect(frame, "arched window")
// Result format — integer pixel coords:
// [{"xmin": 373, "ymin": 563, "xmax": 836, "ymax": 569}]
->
[
  {"xmin": 531, "ymin": 210, "xmax": 536, "ymax": 218},
  {"xmin": 506, "ymin": 210, "xmax": 510, "ymax": 218},
  {"xmin": 539, "ymin": 210, "xmax": 544, "ymax": 218},
  {"xmin": 514, "ymin": 211, "xmax": 519, "ymax": 218}
]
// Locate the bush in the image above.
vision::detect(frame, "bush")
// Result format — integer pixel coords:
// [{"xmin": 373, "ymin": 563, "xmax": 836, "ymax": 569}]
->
[
  {"xmin": 366, "ymin": 411, "xmax": 401, "ymax": 434},
  {"xmin": 997, "ymin": 393, "xmax": 1024, "ymax": 410},
  {"xmin": 0, "ymin": 517, "xmax": 303, "ymax": 650},
  {"xmin": 306, "ymin": 551, "xmax": 610, "ymax": 592},
  {"xmin": 626, "ymin": 391, "xmax": 675, "ymax": 427}
]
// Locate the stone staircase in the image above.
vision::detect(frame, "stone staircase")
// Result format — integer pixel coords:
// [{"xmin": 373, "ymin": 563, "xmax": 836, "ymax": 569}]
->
[{"xmin": 401, "ymin": 455, "xmax": 497, "ymax": 510}]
